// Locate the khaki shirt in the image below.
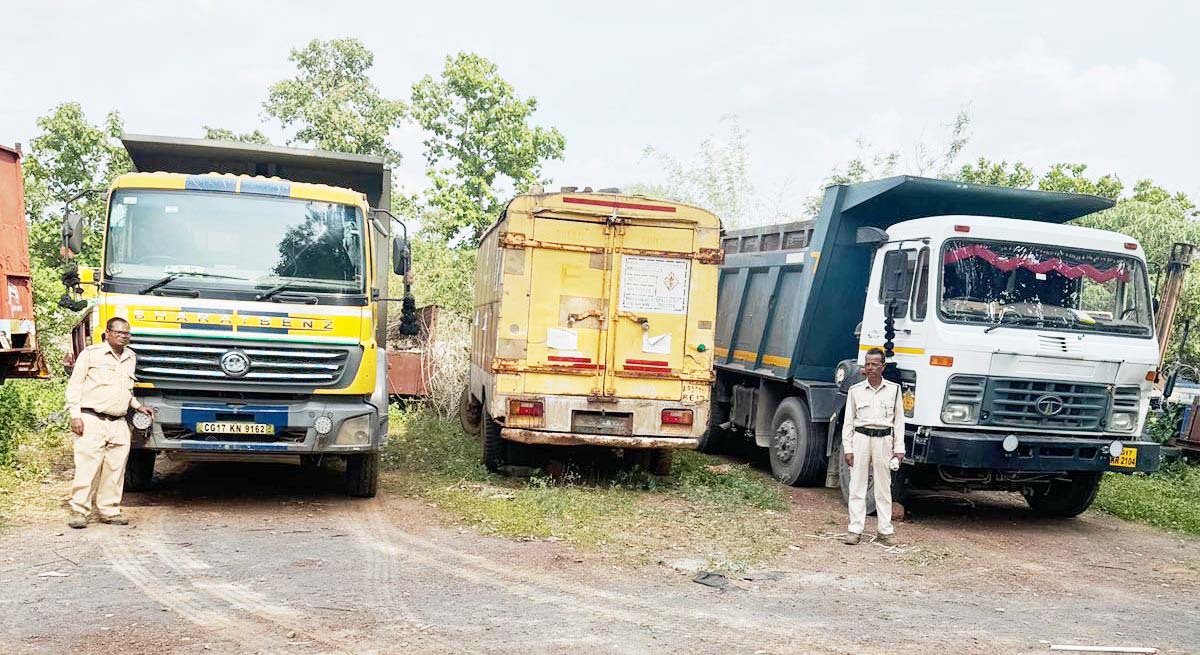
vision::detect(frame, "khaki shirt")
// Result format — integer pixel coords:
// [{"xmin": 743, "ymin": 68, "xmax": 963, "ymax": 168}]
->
[
  {"xmin": 841, "ymin": 378, "xmax": 905, "ymax": 455},
  {"xmin": 66, "ymin": 342, "xmax": 141, "ymax": 419}
]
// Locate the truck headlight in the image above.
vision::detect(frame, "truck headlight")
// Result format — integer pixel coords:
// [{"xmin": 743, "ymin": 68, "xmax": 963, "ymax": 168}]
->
[
  {"xmin": 130, "ymin": 410, "xmax": 154, "ymax": 431},
  {"xmin": 1109, "ymin": 412, "xmax": 1136, "ymax": 432},
  {"xmin": 941, "ymin": 403, "xmax": 977, "ymax": 425},
  {"xmin": 334, "ymin": 414, "xmax": 372, "ymax": 446}
]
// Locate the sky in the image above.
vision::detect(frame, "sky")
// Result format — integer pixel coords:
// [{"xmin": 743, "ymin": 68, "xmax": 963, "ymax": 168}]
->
[{"xmin": 1, "ymin": 1, "xmax": 1197, "ymax": 218}]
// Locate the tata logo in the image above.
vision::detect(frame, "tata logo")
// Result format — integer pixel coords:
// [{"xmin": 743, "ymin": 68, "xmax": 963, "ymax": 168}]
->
[
  {"xmin": 1035, "ymin": 394, "xmax": 1066, "ymax": 416},
  {"xmin": 219, "ymin": 351, "xmax": 251, "ymax": 377}
]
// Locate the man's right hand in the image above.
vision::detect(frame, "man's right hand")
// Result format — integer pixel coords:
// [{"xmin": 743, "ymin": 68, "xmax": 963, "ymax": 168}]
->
[
  {"xmin": 844, "ymin": 453, "xmax": 853, "ymax": 466},
  {"xmin": 70, "ymin": 418, "xmax": 84, "ymax": 436}
]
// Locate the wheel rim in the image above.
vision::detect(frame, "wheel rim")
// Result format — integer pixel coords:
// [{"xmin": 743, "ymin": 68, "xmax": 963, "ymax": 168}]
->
[{"xmin": 774, "ymin": 419, "xmax": 798, "ymax": 463}]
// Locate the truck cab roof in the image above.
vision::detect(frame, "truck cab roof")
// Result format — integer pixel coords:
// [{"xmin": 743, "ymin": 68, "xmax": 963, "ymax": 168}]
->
[{"xmin": 887, "ymin": 215, "xmax": 1143, "ymax": 256}]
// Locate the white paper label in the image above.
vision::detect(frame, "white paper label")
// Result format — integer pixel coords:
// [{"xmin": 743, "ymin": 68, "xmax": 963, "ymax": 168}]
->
[
  {"xmin": 122, "ymin": 196, "xmax": 138, "ymax": 204},
  {"xmin": 642, "ymin": 333, "xmax": 672, "ymax": 354},
  {"xmin": 165, "ymin": 206, "xmax": 179, "ymax": 213},
  {"xmin": 546, "ymin": 327, "xmax": 578, "ymax": 351},
  {"xmin": 618, "ymin": 256, "xmax": 690, "ymax": 315}
]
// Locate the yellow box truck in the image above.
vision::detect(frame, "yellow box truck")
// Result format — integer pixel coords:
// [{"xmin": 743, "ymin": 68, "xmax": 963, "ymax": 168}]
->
[{"xmin": 463, "ymin": 190, "xmax": 722, "ymax": 474}]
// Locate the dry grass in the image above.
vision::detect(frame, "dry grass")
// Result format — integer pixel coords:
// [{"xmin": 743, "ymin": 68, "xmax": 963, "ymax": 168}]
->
[{"xmin": 0, "ymin": 429, "xmax": 74, "ymax": 528}]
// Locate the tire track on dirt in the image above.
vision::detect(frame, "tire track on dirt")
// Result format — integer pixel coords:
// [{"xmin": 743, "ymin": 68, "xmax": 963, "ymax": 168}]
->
[
  {"xmin": 135, "ymin": 512, "xmax": 386, "ymax": 655},
  {"xmin": 346, "ymin": 502, "xmax": 820, "ymax": 652},
  {"xmin": 95, "ymin": 529, "xmax": 292, "ymax": 655}
]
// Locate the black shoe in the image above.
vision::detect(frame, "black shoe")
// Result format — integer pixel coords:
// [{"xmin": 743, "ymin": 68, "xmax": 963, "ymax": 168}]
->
[{"xmin": 98, "ymin": 514, "xmax": 129, "ymax": 526}]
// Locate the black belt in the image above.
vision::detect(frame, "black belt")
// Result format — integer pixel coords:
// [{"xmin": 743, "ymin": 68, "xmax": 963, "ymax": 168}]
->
[
  {"xmin": 81, "ymin": 408, "xmax": 125, "ymax": 421},
  {"xmin": 855, "ymin": 426, "xmax": 892, "ymax": 437}
]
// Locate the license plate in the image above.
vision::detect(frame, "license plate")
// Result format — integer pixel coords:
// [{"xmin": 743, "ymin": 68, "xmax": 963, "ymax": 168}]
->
[
  {"xmin": 1110, "ymin": 447, "xmax": 1137, "ymax": 468},
  {"xmin": 195, "ymin": 422, "xmax": 275, "ymax": 435},
  {"xmin": 572, "ymin": 412, "xmax": 633, "ymax": 436}
]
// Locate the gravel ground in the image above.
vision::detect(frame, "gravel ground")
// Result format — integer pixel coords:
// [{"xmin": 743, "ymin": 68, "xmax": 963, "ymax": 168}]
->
[{"xmin": 1, "ymin": 459, "xmax": 1197, "ymax": 655}]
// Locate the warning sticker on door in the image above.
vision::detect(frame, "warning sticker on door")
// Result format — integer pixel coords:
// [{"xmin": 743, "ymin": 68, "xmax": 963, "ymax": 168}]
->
[{"xmin": 618, "ymin": 256, "xmax": 690, "ymax": 315}]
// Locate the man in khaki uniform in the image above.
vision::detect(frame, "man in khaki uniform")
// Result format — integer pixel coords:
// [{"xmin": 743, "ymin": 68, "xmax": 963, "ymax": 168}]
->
[
  {"xmin": 64, "ymin": 317, "xmax": 154, "ymax": 528},
  {"xmin": 841, "ymin": 348, "xmax": 906, "ymax": 546}
]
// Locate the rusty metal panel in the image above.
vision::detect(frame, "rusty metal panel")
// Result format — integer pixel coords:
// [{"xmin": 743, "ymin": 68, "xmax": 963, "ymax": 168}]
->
[
  {"xmin": 0, "ymin": 143, "xmax": 48, "ymax": 379},
  {"xmin": 386, "ymin": 350, "xmax": 428, "ymax": 397}
]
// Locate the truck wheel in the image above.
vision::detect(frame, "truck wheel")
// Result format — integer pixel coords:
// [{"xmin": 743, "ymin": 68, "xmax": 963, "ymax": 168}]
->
[
  {"xmin": 459, "ymin": 387, "xmax": 481, "ymax": 438},
  {"xmin": 124, "ymin": 449, "xmax": 157, "ymax": 492},
  {"xmin": 482, "ymin": 411, "xmax": 507, "ymax": 473},
  {"xmin": 769, "ymin": 398, "xmax": 826, "ymax": 486},
  {"xmin": 345, "ymin": 452, "xmax": 380, "ymax": 498},
  {"xmin": 1023, "ymin": 472, "xmax": 1102, "ymax": 518}
]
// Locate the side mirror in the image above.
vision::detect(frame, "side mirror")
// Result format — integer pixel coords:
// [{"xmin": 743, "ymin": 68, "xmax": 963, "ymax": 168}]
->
[
  {"xmin": 880, "ymin": 250, "xmax": 909, "ymax": 312},
  {"xmin": 1164, "ymin": 370, "xmax": 1178, "ymax": 401},
  {"xmin": 392, "ymin": 237, "xmax": 410, "ymax": 276},
  {"xmin": 62, "ymin": 212, "xmax": 84, "ymax": 256},
  {"xmin": 856, "ymin": 227, "xmax": 889, "ymax": 246}
]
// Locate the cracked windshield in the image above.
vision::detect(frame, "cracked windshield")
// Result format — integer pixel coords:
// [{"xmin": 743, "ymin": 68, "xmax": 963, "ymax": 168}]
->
[
  {"xmin": 940, "ymin": 239, "xmax": 1153, "ymax": 336},
  {"xmin": 104, "ymin": 189, "xmax": 365, "ymax": 294}
]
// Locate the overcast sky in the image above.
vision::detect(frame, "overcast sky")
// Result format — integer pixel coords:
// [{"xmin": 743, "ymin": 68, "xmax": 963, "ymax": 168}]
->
[{"xmin": 2, "ymin": 1, "xmax": 1196, "ymax": 216}]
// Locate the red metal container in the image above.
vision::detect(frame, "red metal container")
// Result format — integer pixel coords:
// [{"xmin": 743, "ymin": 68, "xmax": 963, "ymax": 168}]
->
[{"xmin": 0, "ymin": 143, "xmax": 49, "ymax": 380}]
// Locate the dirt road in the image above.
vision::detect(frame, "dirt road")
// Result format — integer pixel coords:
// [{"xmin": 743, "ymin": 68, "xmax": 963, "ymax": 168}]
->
[{"xmin": 2, "ymin": 461, "xmax": 1198, "ymax": 654}]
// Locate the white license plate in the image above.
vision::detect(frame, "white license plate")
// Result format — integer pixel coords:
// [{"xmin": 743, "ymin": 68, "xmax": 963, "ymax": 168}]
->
[{"xmin": 195, "ymin": 422, "xmax": 276, "ymax": 435}]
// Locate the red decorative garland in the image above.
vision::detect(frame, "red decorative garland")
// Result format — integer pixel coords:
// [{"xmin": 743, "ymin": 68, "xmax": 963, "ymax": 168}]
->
[{"xmin": 943, "ymin": 244, "xmax": 1130, "ymax": 283}]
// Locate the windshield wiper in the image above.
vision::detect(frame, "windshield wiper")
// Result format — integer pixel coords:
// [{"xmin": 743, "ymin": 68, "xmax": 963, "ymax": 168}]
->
[
  {"xmin": 256, "ymin": 280, "xmax": 299, "ymax": 302},
  {"xmin": 139, "ymin": 272, "xmax": 248, "ymax": 294},
  {"xmin": 983, "ymin": 314, "xmax": 1045, "ymax": 333}
]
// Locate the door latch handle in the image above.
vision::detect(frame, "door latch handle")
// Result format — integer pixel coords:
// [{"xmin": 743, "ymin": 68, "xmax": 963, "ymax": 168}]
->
[{"xmin": 617, "ymin": 311, "xmax": 650, "ymax": 331}]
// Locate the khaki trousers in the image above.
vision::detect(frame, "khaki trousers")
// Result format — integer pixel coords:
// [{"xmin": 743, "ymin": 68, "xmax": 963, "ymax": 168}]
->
[
  {"xmin": 69, "ymin": 413, "xmax": 131, "ymax": 518},
  {"xmin": 847, "ymin": 433, "xmax": 896, "ymax": 536}
]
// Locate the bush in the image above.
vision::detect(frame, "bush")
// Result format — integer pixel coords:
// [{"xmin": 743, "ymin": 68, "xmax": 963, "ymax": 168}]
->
[
  {"xmin": 1094, "ymin": 462, "xmax": 1200, "ymax": 535},
  {"xmin": 0, "ymin": 379, "xmax": 67, "ymax": 468}
]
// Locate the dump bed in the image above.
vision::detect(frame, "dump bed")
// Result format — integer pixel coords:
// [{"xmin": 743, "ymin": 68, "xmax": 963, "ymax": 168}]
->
[{"xmin": 713, "ymin": 176, "xmax": 1114, "ymax": 384}]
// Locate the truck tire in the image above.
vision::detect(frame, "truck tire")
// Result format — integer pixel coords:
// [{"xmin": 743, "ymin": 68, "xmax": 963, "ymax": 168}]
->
[
  {"xmin": 769, "ymin": 398, "xmax": 826, "ymax": 486},
  {"xmin": 124, "ymin": 449, "xmax": 156, "ymax": 492},
  {"xmin": 459, "ymin": 387, "xmax": 481, "ymax": 438},
  {"xmin": 1023, "ymin": 472, "xmax": 1103, "ymax": 518},
  {"xmin": 482, "ymin": 411, "xmax": 506, "ymax": 473},
  {"xmin": 345, "ymin": 452, "xmax": 380, "ymax": 498}
]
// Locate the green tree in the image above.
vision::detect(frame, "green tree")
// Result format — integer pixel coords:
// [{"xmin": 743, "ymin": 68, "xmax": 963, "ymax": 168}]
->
[
  {"xmin": 1037, "ymin": 163, "xmax": 1123, "ymax": 200},
  {"xmin": 802, "ymin": 139, "xmax": 900, "ymax": 216},
  {"xmin": 17, "ymin": 103, "xmax": 130, "ymax": 378},
  {"xmin": 638, "ymin": 116, "xmax": 761, "ymax": 228},
  {"xmin": 264, "ymin": 38, "xmax": 406, "ymax": 163},
  {"xmin": 203, "ymin": 126, "xmax": 271, "ymax": 145},
  {"xmin": 22, "ymin": 103, "xmax": 129, "ymax": 258},
  {"xmin": 410, "ymin": 52, "xmax": 565, "ymax": 245},
  {"xmin": 956, "ymin": 158, "xmax": 1037, "ymax": 189},
  {"xmin": 1132, "ymin": 179, "xmax": 1195, "ymax": 209}
]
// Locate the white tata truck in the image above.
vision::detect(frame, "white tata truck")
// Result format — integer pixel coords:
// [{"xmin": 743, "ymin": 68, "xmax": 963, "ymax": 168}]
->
[{"xmin": 710, "ymin": 176, "xmax": 1161, "ymax": 517}]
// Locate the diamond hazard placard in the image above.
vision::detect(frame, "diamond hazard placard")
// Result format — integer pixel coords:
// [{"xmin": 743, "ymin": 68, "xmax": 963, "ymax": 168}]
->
[{"xmin": 618, "ymin": 256, "xmax": 690, "ymax": 315}]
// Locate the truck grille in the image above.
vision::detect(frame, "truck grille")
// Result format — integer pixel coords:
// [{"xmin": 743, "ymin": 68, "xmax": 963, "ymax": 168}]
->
[
  {"xmin": 983, "ymin": 378, "xmax": 1109, "ymax": 430},
  {"xmin": 130, "ymin": 338, "xmax": 352, "ymax": 387}
]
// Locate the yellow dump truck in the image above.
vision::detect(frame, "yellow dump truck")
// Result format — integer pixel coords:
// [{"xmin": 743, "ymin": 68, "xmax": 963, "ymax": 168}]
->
[
  {"xmin": 463, "ymin": 190, "xmax": 722, "ymax": 474},
  {"xmin": 58, "ymin": 134, "xmax": 414, "ymax": 497}
]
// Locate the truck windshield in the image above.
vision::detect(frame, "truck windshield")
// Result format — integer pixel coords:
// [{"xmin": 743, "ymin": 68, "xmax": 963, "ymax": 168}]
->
[
  {"xmin": 104, "ymin": 189, "xmax": 365, "ymax": 294},
  {"xmin": 940, "ymin": 239, "xmax": 1153, "ymax": 337}
]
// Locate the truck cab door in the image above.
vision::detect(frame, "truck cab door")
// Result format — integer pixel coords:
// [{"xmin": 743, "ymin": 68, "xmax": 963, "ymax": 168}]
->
[{"xmin": 865, "ymin": 245, "xmax": 930, "ymax": 415}]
